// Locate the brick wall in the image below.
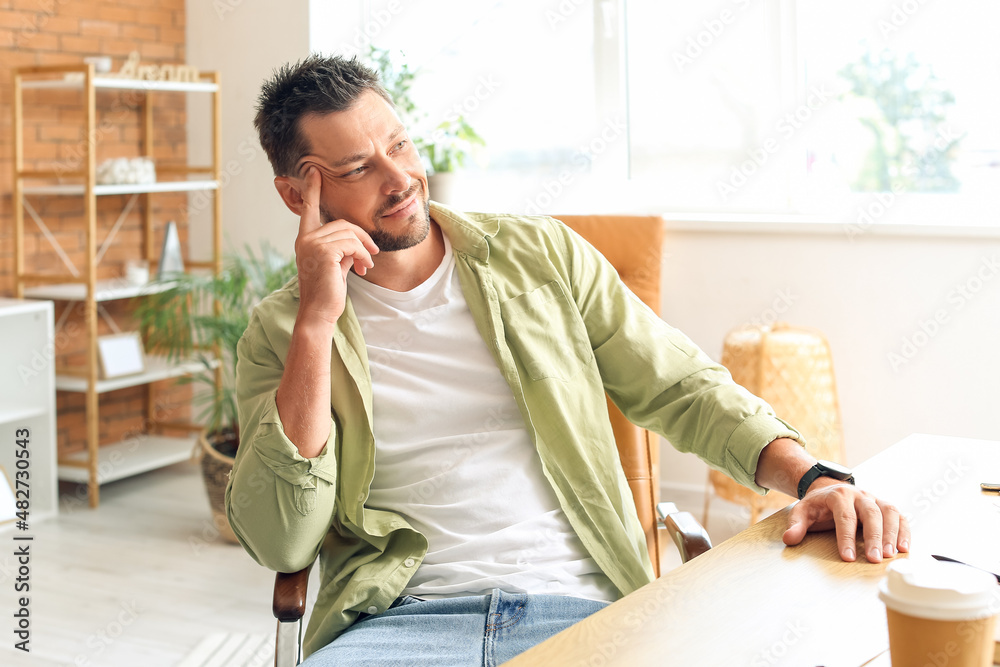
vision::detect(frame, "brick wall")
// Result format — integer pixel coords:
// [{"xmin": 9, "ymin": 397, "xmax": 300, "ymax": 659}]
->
[{"xmin": 0, "ymin": 0, "xmax": 195, "ymax": 458}]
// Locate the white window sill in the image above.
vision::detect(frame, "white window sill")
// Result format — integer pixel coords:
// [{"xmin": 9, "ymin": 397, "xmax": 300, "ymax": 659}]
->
[
  {"xmin": 438, "ymin": 171, "xmax": 1000, "ymax": 240},
  {"xmin": 659, "ymin": 213, "xmax": 1000, "ymax": 239}
]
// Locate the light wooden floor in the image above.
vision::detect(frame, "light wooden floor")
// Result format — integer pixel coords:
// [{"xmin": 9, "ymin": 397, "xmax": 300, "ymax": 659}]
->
[
  {"xmin": 0, "ymin": 462, "xmax": 758, "ymax": 666},
  {"xmin": 0, "ymin": 461, "xmax": 277, "ymax": 667}
]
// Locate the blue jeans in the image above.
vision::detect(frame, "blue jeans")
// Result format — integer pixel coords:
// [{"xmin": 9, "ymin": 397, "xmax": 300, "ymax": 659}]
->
[{"xmin": 301, "ymin": 589, "xmax": 610, "ymax": 666}]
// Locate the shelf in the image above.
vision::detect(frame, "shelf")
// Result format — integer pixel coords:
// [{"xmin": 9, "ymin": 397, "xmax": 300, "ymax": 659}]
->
[
  {"xmin": 23, "ymin": 277, "xmax": 178, "ymax": 302},
  {"xmin": 56, "ymin": 354, "xmax": 218, "ymax": 393},
  {"xmin": 22, "ymin": 76, "xmax": 218, "ymax": 93},
  {"xmin": 22, "ymin": 179, "xmax": 219, "ymax": 196},
  {"xmin": 0, "ymin": 406, "xmax": 47, "ymax": 425},
  {"xmin": 0, "ymin": 296, "xmax": 56, "ymax": 315},
  {"xmin": 57, "ymin": 433, "xmax": 198, "ymax": 484}
]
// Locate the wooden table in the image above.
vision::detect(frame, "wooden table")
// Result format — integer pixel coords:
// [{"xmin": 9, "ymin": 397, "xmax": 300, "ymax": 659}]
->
[{"xmin": 505, "ymin": 434, "xmax": 1000, "ymax": 667}]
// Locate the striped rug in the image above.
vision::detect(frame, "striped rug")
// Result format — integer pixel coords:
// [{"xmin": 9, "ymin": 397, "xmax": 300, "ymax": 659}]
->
[{"xmin": 176, "ymin": 632, "xmax": 274, "ymax": 667}]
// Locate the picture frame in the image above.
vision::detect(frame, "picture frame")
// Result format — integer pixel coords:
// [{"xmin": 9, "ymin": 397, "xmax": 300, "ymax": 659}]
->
[{"xmin": 97, "ymin": 332, "xmax": 146, "ymax": 379}]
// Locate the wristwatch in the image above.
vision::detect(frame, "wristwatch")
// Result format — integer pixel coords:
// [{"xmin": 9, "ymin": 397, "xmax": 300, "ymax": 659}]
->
[{"xmin": 797, "ymin": 460, "xmax": 855, "ymax": 500}]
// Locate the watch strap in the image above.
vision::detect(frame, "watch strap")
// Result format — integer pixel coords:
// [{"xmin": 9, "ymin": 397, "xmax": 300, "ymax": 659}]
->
[{"xmin": 797, "ymin": 463, "xmax": 855, "ymax": 500}]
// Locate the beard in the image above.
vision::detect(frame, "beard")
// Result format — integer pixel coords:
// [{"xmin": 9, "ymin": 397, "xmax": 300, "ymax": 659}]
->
[{"xmin": 320, "ymin": 181, "xmax": 431, "ymax": 253}]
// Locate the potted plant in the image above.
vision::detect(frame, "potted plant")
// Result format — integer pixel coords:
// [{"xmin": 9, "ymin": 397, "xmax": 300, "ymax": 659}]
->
[
  {"xmin": 419, "ymin": 114, "xmax": 486, "ymax": 203},
  {"xmin": 134, "ymin": 243, "xmax": 297, "ymax": 543},
  {"xmin": 365, "ymin": 45, "xmax": 486, "ymax": 203}
]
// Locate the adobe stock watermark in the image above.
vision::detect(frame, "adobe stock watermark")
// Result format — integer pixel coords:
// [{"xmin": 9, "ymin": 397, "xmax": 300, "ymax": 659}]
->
[
  {"xmin": 360, "ymin": 297, "xmax": 451, "ymax": 382},
  {"xmin": 844, "ymin": 124, "xmax": 963, "ymax": 240},
  {"xmin": 213, "ymin": 467, "xmax": 274, "ymax": 554},
  {"xmin": 923, "ymin": 587, "xmax": 1000, "ymax": 667},
  {"xmin": 716, "ymin": 85, "xmax": 833, "ymax": 203},
  {"xmin": 887, "ymin": 255, "xmax": 999, "ymax": 372},
  {"xmin": 902, "ymin": 458, "xmax": 969, "ymax": 528},
  {"xmin": 516, "ymin": 525, "xmax": 564, "ymax": 567},
  {"xmin": 404, "ymin": 440, "xmax": 475, "ymax": 506},
  {"xmin": 424, "ymin": 74, "xmax": 501, "ymax": 146},
  {"xmin": 186, "ymin": 133, "xmax": 262, "ymax": 218},
  {"xmin": 580, "ymin": 564, "xmax": 743, "ymax": 666},
  {"xmin": 214, "ymin": 0, "xmax": 241, "ymax": 19},
  {"xmin": 545, "ymin": 0, "xmax": 588, "ymax": 30},
  {"xmin": 58, "ymin": 396, "xmax": 181, "ymax": 514},
  {"xmin": 845, "ymin": 187, "xmax": 903, "ymax": 241},
  {"xmin": 55, "ymin": 89, "xmax": 147, "ymax": 176},
  {"xmin": 188, "ymin": 514, "xmax": 238, "ymax": 555},
  {"xmin": 742, "ymin": 288, "xmax": 797, "ymax": 330},
  {"xmin": 577, "ymin": 583, "xmax": 681, "ymax": 666},
  {"xmin": 878, "ymin": 0, "xmax": 933, "ymax": 41},
  {"xmin": 17, "ymin": 318, "xmax": 83, "ymax": 386},
  {"xmin": 73, "ymin": 599, "xmax": 142, "ymax": 667},
  {"xmin": 523, "ymin": 116, "xmax": 627, "ymax": 214},
  {"xmin": 403, "ymin": 402, "xmax": 513, "ymax": 506},
  {"xmin": 344, "ymin": 0, "xmax": 405, "ymax": 51},
  {"xmin": 672, "ymin": 0, "xmax": 758, "ymax": 73},
  {"xmin": 750, "ymin": 619, "xmax": 809, "ymax": 667},
  {"xmin": 14, "ymin": 0, "xmax": 71, "ymax": 43}
]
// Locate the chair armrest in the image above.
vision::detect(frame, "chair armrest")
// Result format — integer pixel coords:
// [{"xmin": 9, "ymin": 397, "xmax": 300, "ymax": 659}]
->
[
  {"xmin": 657, "ymin": 502, "xmax": 713, "ymax": 564},
  {"xmin": 273, "ymin": 565, "xmax": 312, "ymax": 622}
]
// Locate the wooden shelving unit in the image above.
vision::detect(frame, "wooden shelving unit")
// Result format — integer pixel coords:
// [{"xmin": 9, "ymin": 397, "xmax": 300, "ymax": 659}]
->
[{"xmin": 12, "ymin": 63, "xmax": 223, "ymax": 508}]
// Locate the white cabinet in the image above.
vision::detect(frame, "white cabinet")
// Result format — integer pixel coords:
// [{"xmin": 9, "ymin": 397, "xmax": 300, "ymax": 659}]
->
[{"xmin": 0, "ymin": 299, "xmax": 58, "ymax": 526}]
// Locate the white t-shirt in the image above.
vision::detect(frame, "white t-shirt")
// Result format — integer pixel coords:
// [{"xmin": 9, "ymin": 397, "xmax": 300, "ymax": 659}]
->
[{"xmin": 346, "ymin": 234, "xmax": 618, "ymax": 602}]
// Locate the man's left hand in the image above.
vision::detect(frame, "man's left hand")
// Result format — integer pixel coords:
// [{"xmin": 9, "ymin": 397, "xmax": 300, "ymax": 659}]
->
[{"xmin": 781, "ymin": 478, "xmax": 910, "ymax": 563}]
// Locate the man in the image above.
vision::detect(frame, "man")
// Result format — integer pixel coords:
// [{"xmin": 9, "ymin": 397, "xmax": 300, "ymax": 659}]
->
[{"xmin": 226, "ymin": 54, "xmax": 908, "ymax": 666}]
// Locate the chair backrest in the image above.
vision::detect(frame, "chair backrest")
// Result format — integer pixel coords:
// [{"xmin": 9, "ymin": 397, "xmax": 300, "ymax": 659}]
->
[{"xmin": 555, "ymin": 214, "xmax": 666, "ymax": 576}]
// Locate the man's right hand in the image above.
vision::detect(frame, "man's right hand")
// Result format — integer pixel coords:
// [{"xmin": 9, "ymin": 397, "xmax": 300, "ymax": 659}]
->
[{"xmin": 293, "ymin": 166, "xmax": 379, "ymax": 329}]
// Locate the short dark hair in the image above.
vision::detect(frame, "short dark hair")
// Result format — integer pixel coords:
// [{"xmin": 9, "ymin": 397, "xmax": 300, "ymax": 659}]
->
[{"xmin": 254, "ymin": 54, "xmax": 393, "ymax": 177}]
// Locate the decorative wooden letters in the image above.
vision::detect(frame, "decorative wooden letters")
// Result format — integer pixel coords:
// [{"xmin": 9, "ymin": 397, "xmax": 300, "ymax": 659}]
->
[{"xmin": 110, "ymin": 51, "xmax": 200, "ymax": 83}]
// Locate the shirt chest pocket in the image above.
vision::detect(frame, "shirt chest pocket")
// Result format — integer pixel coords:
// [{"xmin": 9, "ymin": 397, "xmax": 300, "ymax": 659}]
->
[{"xmin": 500, "ymin": 281, "xmax": 591, "ymax": 382}]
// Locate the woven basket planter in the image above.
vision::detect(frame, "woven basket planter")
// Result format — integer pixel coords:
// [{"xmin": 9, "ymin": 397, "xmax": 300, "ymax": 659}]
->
[
  {"xmin": 706, "ymin": 321, "xmax": 846, "ymax": 525},
  {"xmin": 197, "ymin": 431, "xmax": 240, "ymax": 545}
]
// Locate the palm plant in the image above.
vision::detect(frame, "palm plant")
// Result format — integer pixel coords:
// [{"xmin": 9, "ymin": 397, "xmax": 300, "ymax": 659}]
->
[{"xmin": 134, "ymin": 242, "xmax": 297, "ymax": 454}]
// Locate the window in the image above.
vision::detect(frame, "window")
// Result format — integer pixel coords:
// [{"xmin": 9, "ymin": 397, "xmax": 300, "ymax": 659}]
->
[
  {"xmin": 626, "ymin": 1, "xmax": 783, "ymax": 211},
  {"xmin": 351, "ymin": 0, "xmax": 999, "ymax": 226},
  {"xmin": 625, "ymin": 0, "xmax": 1000, "ymax": 226},
  {"xmin": 358, "ymin": 0, "xmax": 600, "ymax": 212}
]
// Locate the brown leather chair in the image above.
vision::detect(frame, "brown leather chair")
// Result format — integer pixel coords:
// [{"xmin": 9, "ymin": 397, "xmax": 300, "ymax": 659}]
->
[
  {"xmin": 557, "ymin": 214, "xmax": 670, "ymax": 574},
  {"xmin": 271, "ymin": 214, "xmax": 711, "ymax": 666}
]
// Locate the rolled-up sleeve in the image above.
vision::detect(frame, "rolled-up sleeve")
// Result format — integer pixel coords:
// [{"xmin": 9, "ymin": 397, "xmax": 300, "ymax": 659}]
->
[{"xmin": 225, "ymin": 309, "xmax": 339, "ymax": 573}]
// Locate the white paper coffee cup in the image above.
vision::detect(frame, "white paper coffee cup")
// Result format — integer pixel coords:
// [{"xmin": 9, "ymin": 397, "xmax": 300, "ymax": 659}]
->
[{"xmin": 879, "ymin": 557, "xmax": 999, "ymax": 667}]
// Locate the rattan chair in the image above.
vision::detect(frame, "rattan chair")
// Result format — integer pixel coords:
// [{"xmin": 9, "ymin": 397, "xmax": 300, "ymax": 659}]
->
[{"xmin": 270, "ymin": 215, "xmax": 713, "ymax": 666}]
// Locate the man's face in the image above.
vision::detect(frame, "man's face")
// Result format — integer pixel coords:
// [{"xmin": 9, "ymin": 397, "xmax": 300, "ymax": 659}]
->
[{"xmin": 293, "ymin": 90, "xmax": 430, "ymax": 252}]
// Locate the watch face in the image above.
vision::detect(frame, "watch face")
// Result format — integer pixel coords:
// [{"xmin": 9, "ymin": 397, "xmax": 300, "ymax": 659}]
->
[{"xmin": 817, "ymin": 460, "xmax": 853, "ymax": 478}]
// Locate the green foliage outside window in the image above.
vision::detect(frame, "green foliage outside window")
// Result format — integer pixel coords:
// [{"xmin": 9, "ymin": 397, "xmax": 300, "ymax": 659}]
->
[{"xmin": 839, "ymin": 48, "xmax": 962, "ymax": 193}]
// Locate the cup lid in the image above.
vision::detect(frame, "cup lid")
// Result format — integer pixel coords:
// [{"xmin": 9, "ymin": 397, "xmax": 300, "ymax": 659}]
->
[{"xmin": 879, "ymin": 557, "xmax": 1000, "ymax": 621}]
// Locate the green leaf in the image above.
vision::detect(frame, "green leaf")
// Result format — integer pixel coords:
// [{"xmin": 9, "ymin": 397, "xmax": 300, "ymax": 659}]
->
[
  {"xmin": 132, "ymin": 241, "xmax": 296, "ymax": 443},
  {"xmin": 364, "ymin": 44, "xmax": 486, "ymax": 174}
]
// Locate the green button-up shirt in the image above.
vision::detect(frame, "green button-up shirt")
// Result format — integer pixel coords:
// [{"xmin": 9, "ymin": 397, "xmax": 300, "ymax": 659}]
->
[{"xmin": 226, "ymin": 203, "xmax": 800, "ymax": 657}]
